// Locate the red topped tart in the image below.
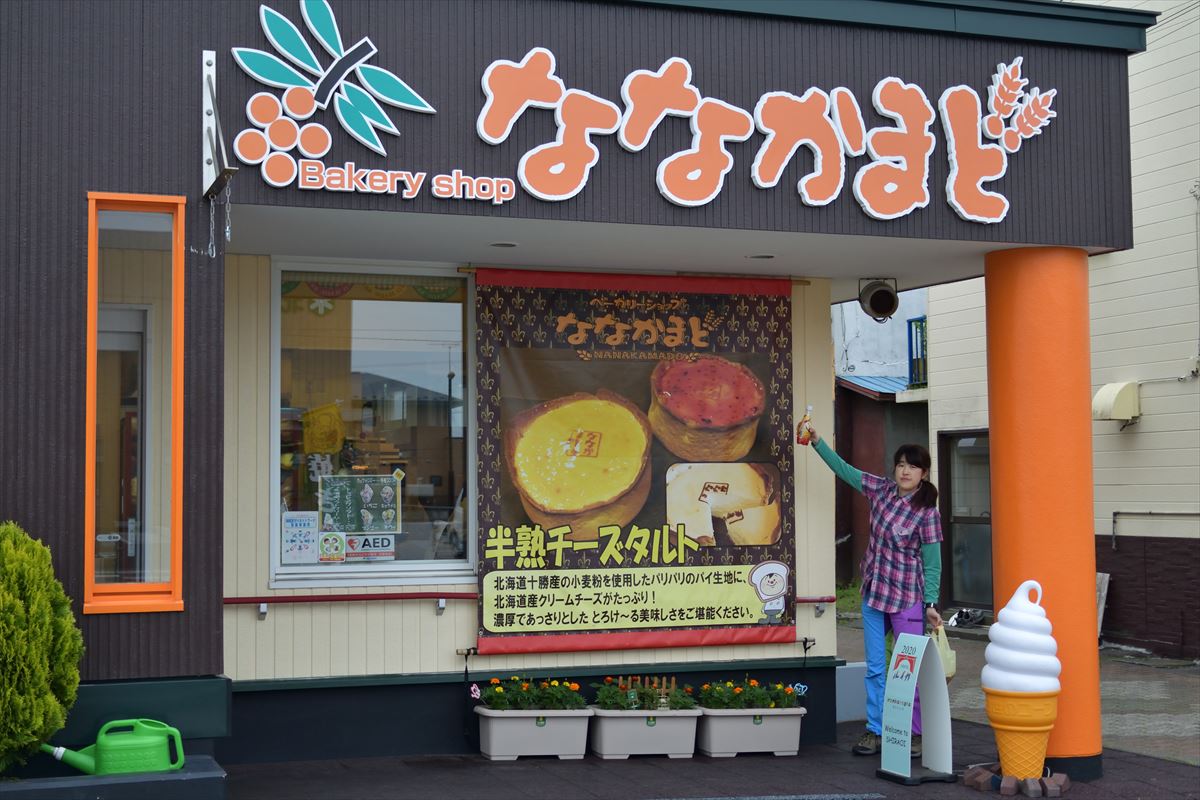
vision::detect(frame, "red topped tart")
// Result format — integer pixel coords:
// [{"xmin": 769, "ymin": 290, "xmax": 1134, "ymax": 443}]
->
[{"xmin": 648, "ymin": 356, "xmax": 765, "ymax": 462}]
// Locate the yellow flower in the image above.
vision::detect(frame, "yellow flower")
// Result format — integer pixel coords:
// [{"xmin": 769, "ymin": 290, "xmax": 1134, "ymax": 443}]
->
[
  {"xmin": 725, "ymin": 681, "xmax": 733, "ymax": 687},
  {"xmin": 551, "ymin": 680, "xmax": 559, "ymax": 686},
  {"xmin": 495, "ymin": 687, "xmax": 504, "ymax": 694},
  {"xmin": 770, "ymin": 702, "xmax": 776, "ymax": 708},
  {"xmin": 510, "ymin": 675, "xmax": 520, "ymax": 681}
]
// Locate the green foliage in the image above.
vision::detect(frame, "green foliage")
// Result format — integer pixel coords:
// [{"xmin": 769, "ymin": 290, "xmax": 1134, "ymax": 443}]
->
[
  {"xmin": 591, "ymin": 676, "xmax": 696, "ymax": 711},
  {"xmin": 0, "ymin": 521, "xmax": 84, "ymax": 772},
  {"xmin": 476, "ymin": 676, "xmax": 586, "ymax": 711},
  {"xmin": 697, "ymin": 677, "xmax": 801, "ymax": 710},
  {"xmin": 836, "ymin": 581, "xmax": 862, "ymax": 614}
]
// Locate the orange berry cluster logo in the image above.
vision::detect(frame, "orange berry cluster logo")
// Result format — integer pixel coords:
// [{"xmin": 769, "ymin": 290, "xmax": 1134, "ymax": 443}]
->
[{"xmin": 232, "ymin": 0, "xmax": 434, "ymax": 187}]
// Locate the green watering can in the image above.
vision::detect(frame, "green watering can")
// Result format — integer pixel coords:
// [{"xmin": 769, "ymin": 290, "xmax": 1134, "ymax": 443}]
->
[{"xmin": 40, "ymin": 718, "xmax": 185, "ymax": 775}]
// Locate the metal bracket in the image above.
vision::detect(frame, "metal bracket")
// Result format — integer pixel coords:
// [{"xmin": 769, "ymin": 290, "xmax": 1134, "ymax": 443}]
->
[{"xmin": 203, "ymin": 50, "xmax": 238, "ymax": 199}]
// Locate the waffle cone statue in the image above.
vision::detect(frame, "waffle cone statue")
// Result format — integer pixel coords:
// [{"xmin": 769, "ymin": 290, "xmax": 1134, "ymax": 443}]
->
[{"xmin": 981, "ymin": 580, "xmax": 1062, "ymax": 779}]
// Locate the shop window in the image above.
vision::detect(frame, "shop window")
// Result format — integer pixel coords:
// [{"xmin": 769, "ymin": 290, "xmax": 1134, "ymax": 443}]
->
[
  {"xmin": 85, "ymin": 193, "xmax": 185, "ymax": 613},
  {"xmin": 272, "ymin": 265, "xmax": 470, "ymax": 586}
]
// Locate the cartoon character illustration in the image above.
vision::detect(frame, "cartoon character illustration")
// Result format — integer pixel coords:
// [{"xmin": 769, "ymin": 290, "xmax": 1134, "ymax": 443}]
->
[
  {"xmin": 748, "ymin": 560, "xmax": 789, "ymax": 624},
  {"xmin": 360, "ymin": 483, "xmax": 374, "ymax": 504}
]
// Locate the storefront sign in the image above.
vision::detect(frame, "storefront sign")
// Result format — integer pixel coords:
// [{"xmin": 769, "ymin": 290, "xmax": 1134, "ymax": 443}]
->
[
  {"xmin": 879, "ymin": 633, "xmax": 954, "ymax": 783},
  {"xmin": 475, "ymin": 270, "xmax": 796, "ymax": 654},
  {"xmin": 232, "ymin": 3, "xmax": 1056, "ymax": 224}
]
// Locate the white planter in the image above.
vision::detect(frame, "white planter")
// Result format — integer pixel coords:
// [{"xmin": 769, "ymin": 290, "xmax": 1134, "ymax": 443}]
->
[
  {"xmin": 588, "ymin": 707, "xmax": 702, "ymax": 759},
  {"xmin": 474, "ymin": 706, "xmax": 593, "ymax": 760},
  {"xmin": 697, "ymin": 707, "xmax": 808, "ymax": 757}
]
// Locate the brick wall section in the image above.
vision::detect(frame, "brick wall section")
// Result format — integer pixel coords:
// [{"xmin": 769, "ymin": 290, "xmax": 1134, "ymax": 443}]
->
[{"xmin": 1095, "ymin": 536, "xmax": 1200, "ymax": 659}]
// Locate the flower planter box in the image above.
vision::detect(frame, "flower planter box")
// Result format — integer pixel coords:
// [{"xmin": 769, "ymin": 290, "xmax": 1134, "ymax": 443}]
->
[
  {"xmin": 588, "ymin": 707, "xmax": 702, "ymax": 759},
  {"xmin": 474, "ymin": 706, "xmax": 593, "ymax": 760},
  {"xmin": 697, "ymin": 707, "xmax": 808, "ymax": 757}
]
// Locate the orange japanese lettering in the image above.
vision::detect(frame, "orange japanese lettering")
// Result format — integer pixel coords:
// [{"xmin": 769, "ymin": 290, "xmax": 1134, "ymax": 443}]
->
[
  {"xmin": 657, "ymin": 99, "xmax": 753, "ymax": 207},
  {"xmin": 477, "ymin": 47, "xmax": 565, "ymax": 145},
  {"xmin": 831, "ymin": 87, "xmax": 866, "ymax": 156},
  {"xmin": 751, "ymin": 89, "xmax": 844, "ymax": 206},
  {"xmin": 518, "ymin": 89, "xmax": 621, "ymax": 201},
  {"xmin": 939, "ymin": 86, "xmax": 1009, "ymax": 224},
  {"xmin": 618, "ymin": 57, "xmax": 701, "ymax": 151},
  {"xmin": 852, "ymin": 77, "xmax": 936, "ymax": 220}
]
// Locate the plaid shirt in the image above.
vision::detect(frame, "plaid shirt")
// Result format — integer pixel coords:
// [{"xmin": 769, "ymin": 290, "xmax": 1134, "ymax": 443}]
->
[{"xmin": 859, "ymin": 472, "xmax": 943, "ymax": 614}]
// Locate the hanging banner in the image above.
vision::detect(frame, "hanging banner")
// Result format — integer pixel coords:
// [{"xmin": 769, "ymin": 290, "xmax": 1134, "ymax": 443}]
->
[{"xmin": 475, "ymin": 269, "xmax": 795, "ymax": 654}]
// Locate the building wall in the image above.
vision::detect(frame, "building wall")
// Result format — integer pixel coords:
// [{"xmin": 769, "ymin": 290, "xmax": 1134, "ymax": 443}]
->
[
  {"xmin": 832, "ymin": 289, "xmax": 928, "ymax": 378},
  {"xmin": 924, "ymin": 0, "xmax": 1199, "ymax": 655},
  {"xmin": 222, "ymin": 258, "xmax": 837, "ymax": 680}
]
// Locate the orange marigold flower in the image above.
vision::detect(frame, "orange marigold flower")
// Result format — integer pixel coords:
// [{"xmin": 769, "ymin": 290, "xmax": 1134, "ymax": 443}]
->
[
  {"xmin": 701, "ymin": 683, "xmax": 711, "ymax": 690},
  {"xmin": 521, "ymin": 683, "xmax": 529, "ymax": 691},
  {"xmin": 749, "ymin": 679, "xmax": 759, "ymax": 687},
  {"xmin": 619, "ymin": 684, "xmax": 627, "ymax": 691},
  {"xmin": 685, "ymin": 687, "xmax": 693, "ymax": 694},
  {"xmin": 733, "ymin": 686, "xmax": 743, "ymax": 694},
  {"xmin": 569, "ymin": 682, "xmax": 580, "ymax": 691},
  {"xmin": 605, "ymin": 676, "xmax": 614, "ymax": 684},
  {"xmin": 540, "ymin": 682, "xmax": 549, "ymax": 688},
  {"xmin": 489, "ymin": 678, "xmax": 500, "ymax": 685},
  {"xmin": 785, "ymin": 686, "xmax": 795, "ymax": 694}
]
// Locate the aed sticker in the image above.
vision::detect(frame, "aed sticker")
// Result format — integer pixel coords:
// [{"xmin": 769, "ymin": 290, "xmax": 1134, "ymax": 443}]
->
[
  {"xmin": 346, "ymin": 534, "xmax": 396, "ymax": 561},
  {"xmin": 319, "ymin": 532, "xmax": 346, "ymax": 562}
]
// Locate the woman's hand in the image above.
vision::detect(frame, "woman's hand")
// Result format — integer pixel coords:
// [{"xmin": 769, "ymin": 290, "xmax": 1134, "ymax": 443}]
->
[
  {"xmin": 925, "ymin": 605, "xmax": 943, "ymax": 629},
  {"xmin": 797, "ymin": 419, "xmax": 819, "ymax": 445}
]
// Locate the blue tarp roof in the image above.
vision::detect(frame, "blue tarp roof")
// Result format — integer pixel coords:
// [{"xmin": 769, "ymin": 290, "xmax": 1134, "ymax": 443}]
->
[{"xmin": 836, "ymin": 375, "xmax": 909, "ymax": 397}]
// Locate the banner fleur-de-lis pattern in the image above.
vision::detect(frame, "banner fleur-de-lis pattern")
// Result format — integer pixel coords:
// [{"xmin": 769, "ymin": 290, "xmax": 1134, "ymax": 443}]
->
[{"xmin": 475, "ymin": 278, "xmax": 796, "ymax": 640}]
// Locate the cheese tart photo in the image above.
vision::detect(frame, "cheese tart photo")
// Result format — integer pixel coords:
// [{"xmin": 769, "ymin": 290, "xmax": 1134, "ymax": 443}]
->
[
  {"xmin": 648, "ymin": 356, "xmax": 766, "ymax": 462},
  {"xmin": 665, "ymin": 462, "xmax": 781, "ymax": 547},
  {"xmin": 503, "ymin": 390, "xmax": 652, "ymax": 541}
]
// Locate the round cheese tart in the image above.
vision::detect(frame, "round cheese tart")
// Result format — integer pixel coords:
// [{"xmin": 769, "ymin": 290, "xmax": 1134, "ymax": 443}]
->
[
  {"xmin": 504, "ymin": 390, "xmax": 652, "ymax": 540},
  {"xmin": 648, "ymin": 356, "xmax": 765, "ymax": 462}
]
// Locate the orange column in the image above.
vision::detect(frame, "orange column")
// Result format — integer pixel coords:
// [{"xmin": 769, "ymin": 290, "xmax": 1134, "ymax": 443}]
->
[{"xmin": 984, "ymin": 247, "xmax": 1101, "ymax": 766}]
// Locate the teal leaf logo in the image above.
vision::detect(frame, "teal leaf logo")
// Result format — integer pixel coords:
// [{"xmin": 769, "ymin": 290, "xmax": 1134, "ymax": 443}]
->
[
  {"xmin": 335, "ymin": 91, "xmax": 386, "ymax": 155},
  {"xmin": 261, "ymin": 6, "xmax": 322, "ymax": 75},
  {"xmin": 234, "ymin": 1, "xmax": 435, "ymax": 157},
  {"xmin": 301, "ymin": 0, "xmax": 344, "ymax": 58},
  {"xmin": 233, "ymin": 48, "xmax": 314, "ymax": 89},
  {"xmin": 357, "ymin": 65, "xmax": 435, "ymax": 114}
]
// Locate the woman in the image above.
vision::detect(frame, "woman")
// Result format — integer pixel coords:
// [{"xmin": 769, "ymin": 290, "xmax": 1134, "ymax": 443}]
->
[{"xmin": 799, "ymin": 419, "xmax": 943, "ymax": 758}]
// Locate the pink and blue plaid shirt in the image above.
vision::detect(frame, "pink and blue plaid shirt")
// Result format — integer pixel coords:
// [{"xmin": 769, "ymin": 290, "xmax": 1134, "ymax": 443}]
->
[{"xmin": 860, "ymin": 472, "xmax": 943, "ymax": 614}]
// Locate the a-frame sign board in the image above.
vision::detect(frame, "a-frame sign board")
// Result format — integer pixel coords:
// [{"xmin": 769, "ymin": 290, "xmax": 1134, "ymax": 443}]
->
[{"xmin": 876, "ymin": 632, "xmax": 957, "ymax": 785}]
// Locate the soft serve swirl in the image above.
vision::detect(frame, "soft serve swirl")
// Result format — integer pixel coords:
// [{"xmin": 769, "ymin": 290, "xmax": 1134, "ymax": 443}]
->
[{"xmin": 980, "ymin": 580, "xmax": 1062, "ymax": 693}]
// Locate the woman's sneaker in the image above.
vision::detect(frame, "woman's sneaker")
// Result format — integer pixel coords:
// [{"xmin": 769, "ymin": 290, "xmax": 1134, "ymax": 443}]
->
[{"xmin": 852, "ymin": 730, "xmax": 880, "ymax": 755}]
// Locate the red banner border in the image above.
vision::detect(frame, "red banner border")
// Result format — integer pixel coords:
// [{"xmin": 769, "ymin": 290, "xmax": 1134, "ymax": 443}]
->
[
  {"xmin": 474, "ymin": 268, "xmax": 790, "ymax": 297},
  {"xmin": 476, "ymin": 625, "xmax": 796, "ymax": 655}
]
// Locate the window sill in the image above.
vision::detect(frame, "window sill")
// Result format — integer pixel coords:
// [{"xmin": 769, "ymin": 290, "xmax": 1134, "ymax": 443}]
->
[
  {"xmin": 269, "ymin": 563, "xmax": 476, "ymax": 590},
  {"xmin": 84, "ymin": 596, "xmax": 185, "ymax": 614}
]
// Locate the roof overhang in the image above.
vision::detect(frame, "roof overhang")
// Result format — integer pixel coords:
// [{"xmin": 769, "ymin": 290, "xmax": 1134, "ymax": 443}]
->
[{"xmin": 622, "ymin": 0, "xmax": 1158, "ymax": 53}]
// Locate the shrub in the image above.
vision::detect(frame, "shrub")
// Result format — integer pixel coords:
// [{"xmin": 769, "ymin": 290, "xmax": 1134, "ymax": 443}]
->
[
  {"xmin": 0, "ymin": 521, "xmax": 85, "ymax": 772},
  {"xmin": 473, "ymin": 676, "xmax": 586, "ymax": 710},
  {"xmin": 697, "ymin": 677, "xmax": 802, "ymax": 710},
  {"xmin": 592, "ymin": 675, "xmax": 696, "ymax": 711}
]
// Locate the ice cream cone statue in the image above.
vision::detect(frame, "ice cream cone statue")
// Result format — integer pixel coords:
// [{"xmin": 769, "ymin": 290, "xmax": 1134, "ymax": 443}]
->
[{"xmin": 981, "ymin": 580, "xmax": 1062, "ymax": 779}]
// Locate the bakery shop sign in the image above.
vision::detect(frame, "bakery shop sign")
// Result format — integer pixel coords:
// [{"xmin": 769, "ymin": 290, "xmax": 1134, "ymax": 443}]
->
[
  {"xmin": 474, "ymin": 269, "xmax": 797, "ymax": 654},
  {"xmin": 232, "ymin": 4, "xmax": 1055, "ymax": 223}
]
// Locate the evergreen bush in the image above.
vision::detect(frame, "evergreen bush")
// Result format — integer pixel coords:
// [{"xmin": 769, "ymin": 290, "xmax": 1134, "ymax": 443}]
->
[{"xmin": 0, "ymin": 521, "xmax": 84, "ymax": 773}]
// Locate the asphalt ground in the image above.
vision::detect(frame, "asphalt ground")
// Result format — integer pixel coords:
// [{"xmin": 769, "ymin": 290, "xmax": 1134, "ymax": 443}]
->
[{"xmin": 226, "ymin": 621, "xmax": 1200, "ymax": 799}]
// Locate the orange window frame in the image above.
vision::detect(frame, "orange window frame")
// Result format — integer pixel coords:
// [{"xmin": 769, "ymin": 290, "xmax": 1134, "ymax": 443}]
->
[{"xmin": 84, "ymin": 192, "xmax": 186, "ymax": 613}]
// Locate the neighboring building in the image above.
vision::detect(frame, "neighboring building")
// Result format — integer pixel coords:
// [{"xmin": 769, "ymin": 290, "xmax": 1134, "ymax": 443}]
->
[{"xmin": 925, "ymin": 0, "xmax": 1200, "ymax": 657}]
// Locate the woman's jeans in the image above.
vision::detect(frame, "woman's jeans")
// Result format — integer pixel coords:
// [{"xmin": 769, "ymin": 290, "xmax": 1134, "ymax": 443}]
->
[{"xmin": 862, "ymin": 600, "xmax": 924, "ymax": 735}]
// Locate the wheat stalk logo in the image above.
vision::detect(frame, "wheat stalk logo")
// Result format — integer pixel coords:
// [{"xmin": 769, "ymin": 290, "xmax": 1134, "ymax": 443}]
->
[{"xmin": 232, "ymin": 0, "xmax": 434, "ymax": 184}]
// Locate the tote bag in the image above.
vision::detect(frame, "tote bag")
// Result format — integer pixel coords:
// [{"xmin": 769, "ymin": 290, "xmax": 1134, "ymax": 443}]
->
[{"xmin": 932, "ymin": 624, "xmax": 956, "ymax": 682}]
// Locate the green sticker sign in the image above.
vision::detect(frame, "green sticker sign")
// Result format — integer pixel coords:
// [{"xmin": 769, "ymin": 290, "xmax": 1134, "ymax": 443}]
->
[{"xmin": 319, "ymin": 473, "xmax": 401, "ymax": 534}]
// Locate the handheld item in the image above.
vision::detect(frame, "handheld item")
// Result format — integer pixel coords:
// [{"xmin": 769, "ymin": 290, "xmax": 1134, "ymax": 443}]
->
[
  {"xmin": 931, "ymin": 624, "xmax": 956, "ymax": 682},
  {"xmin": 796, "ymin": 405, "xmax": 814, "ymax": 445}
]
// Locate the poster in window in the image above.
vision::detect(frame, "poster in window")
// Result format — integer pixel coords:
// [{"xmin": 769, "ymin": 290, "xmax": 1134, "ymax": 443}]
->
[{"xmin": 475, "ymin": 269, "xmax": 795, "ymax": 654}]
